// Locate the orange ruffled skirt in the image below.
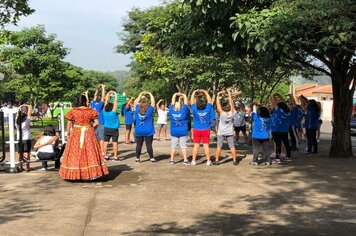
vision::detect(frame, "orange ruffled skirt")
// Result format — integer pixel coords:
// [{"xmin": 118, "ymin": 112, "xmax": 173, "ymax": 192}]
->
[{"xmin": 59, "ymin": 126, "xmax": 109, "ymax": 180}]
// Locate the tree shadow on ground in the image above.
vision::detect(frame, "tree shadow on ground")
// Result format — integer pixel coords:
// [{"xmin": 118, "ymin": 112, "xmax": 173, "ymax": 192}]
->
[{"xmin": 123, "ymin": 156, "xmax": 356, "ymax": 235}]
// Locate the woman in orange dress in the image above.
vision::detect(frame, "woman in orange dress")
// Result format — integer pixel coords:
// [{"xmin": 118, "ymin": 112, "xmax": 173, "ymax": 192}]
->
[{"xmin": 59, "ymin": 95, "xmax": 109, "ymax": 180}]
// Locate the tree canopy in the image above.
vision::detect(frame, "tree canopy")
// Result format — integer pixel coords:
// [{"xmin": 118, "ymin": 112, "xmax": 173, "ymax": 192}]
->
[{"xmin": 0, "ymin": 0, "xmax": 34, "ymax": 26}]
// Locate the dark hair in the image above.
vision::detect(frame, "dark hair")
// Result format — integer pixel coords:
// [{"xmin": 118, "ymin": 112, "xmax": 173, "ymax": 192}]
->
[
  {"xmin": 105, "ymin": 102, "xmax": 113, "ymax": 112},
  {"xmin": 95, "ymin": 96, "xmax": 101, "ymax": 102},
  {"xmin": 43, "ymin": 125, "xmax": 56, "ymax": 136},
  {"xmin": 221, "ymin": 102, "xmax": 231, "ymax": 112},
  {"xmin": 308, "ymin": 99, "xmax": 321, "ymax": 113},
  {"xmin": 258, "ymin": 106, "xmax": 270, "ymax": 118},
  {"xmin": 277, "ymin": 102, "xmax": 290, "ymax": 113},
  {"xmin": 16, "ymin": 112, "xmax": 27, "ymax": 125},
  {"xmin": 139, "ymin": 97, "xmax": 149, "ymax": 115},
  {"xmin": 75, "ymin": 95, "xmax": 88, "ymax": 107},
  {"xmin": 196, "ymin": 94, "xmax": 207, "ymax": 110}
]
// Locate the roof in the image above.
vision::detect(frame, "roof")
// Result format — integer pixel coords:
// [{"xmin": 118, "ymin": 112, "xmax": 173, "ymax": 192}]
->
[{"xmin": 295, "ymin": 84, "xmax": 332, "ymax": 97}]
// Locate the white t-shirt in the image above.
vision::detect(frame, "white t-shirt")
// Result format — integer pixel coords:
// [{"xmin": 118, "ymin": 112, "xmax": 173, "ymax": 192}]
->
[
  {"xmin": 217, "ymin": 111, "xmax": 236, "ymax": 136},
  {"xmin": 16, "ymin": 117, "xmax": 32, "ymax": 140},
  {"xmin": 157, "ymin": 109, "xmax": 169, "ymax": 124},
  {"xmin": 233, "ymin": 111, "xmax": 246, "ymax": 127},
  {"xmin": 37, "ymin": 136, "xmax": 55, "ymax": 153}
]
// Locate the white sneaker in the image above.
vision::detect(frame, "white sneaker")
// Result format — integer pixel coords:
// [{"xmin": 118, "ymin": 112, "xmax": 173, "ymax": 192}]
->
[
  {"xmin": 40, "ymin": 167, "xmax": 47, "ymax": 171},
  {"xmin": 191, "ymin": 161, "xmax": 196, "ymax": 166},
  {"xmin": 206, "ymin": 161, "xmax": 212, "ymax": 166}
]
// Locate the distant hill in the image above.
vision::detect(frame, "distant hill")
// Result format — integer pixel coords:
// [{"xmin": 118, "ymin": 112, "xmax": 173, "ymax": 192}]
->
[{"xmin": 106, "ymin": 70, "xmax": 128, "ymax": 90}]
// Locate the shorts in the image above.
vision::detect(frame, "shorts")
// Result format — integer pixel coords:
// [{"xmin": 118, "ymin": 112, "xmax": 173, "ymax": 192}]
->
[
  {"xmin": 17, "ymin": 140, "xmax": 32, "ymax": 153},
  {"xmin": 95, "ymin": 124, "xmax": 104, "ymax": 141},
  {"xmin": 125, "ymin": 124, "xmax": 132, "ymax": 130},
  {"xmin": 193, "ymin": 129, "xmax": 210, "ymax": 144},
  {"xmin": 104, "ymin": 128, "xmax": 119, "ymax": 142},
  {"xmin": 234, "ymin": 125, "xmax": 246, "ymax": 133},
  {"xmin": 187, "ymin": 122, "xmax": 192, "ymax": 131},
  {"xmin": 157, "ymin": 123, "xmax": 167, "ymax": 130},
  {"xmin": 171, "ymin": 136, "xmax": 188, "ymax": 150},
  {"xmin": 217, "ymin": 135, "xmax": 235, "ymax": 148}
]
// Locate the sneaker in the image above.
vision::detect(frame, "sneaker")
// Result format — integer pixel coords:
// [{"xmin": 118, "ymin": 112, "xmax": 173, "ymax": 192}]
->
[
  {"xmin": 150, "ymin": 158, "xmax": 157, "ymax": 163},
  {"xmin": 250, "ymin": 161, "xmax": 258, "ymax": 166},
  {"xmin": 284, "ymin": 157, "xmax": 292, "ymax": 162},
  {"xmin": 232, "ymin": 161, "xmax": 238, "ymax": 165},
  {"xmin": 206, "ymin": 161, "xmax": 212, "ymax": 166},
  {"xmin": 40, "ymin": 167, "xmax": 47, "ymax": 171},
  {"xmin": 280, "ymin": 153, "xmax": 286, "ymax": 158},
  {"xmin": 169, "ymin": 160, "xmax": 175, "ymax": 165},
  {"xmin": 265, "ymin": 162, "xmax": 271, "ymax": 166},
  {"xmin": 272, "ymin": 159, "xmax": 281, "ymax": 164},
  {"xmin": 104, "ymin": 156, "xmax": 110, "ymax": 161},
  {"xmin": 191, "ymin": 160, "xmax": 196, "ymax": 166},
  {"xmin": 135, "ymin": 158, "xmax": 141, "ymax": 163},
  {"xmin": 270, "ymin": 153, "xmax": 276, "ymax": 158},
  {"xmin": 183, "ymin": 160, "xmax": 190, "ymax": 165},
  {"xmin": 213, "ymin": 161, "xmax": 219, "ymax": 166}
]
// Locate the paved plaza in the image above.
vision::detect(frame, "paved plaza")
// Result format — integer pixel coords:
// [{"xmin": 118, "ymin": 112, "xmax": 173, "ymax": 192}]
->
[{"xmin": 1, "ymin": 130, "xmax": 356, "ymax": 235}]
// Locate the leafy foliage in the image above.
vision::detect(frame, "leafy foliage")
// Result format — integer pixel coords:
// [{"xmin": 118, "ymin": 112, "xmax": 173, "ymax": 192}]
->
[{"xmin": 0, "ymin": 0, "xmax": 34, "ymax": 26}]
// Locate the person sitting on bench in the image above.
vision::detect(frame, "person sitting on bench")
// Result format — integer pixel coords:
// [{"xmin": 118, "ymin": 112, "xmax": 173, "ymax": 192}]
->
[{"xmin": 33, "ymin": 125, "xmax": 61, "ymax": 170}]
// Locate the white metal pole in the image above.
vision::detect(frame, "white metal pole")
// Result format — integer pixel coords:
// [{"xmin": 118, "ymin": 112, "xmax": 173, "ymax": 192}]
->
[
  {"xmin": 60, "ymin": 105, "xmax": 65, "ymax": 143},
  {"xmin": 8, "ymin": 111, "xmax": 15, "ymax": 169}
]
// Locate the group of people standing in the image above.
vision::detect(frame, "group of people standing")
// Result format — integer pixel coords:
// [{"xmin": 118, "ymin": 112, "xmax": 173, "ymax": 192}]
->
[{"xmin": 13, "ymin": 83, "xmax": 321, "ymax": 181}]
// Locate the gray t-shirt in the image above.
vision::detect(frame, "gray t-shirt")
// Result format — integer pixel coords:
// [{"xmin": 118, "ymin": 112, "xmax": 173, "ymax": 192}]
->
[
  {"xmin": 217, "ymin": 111, "xmax": 235, "ymax": 136},
  {"xmin": 233, "ymin": 111, "xmax": 246, "ymax": 127}
]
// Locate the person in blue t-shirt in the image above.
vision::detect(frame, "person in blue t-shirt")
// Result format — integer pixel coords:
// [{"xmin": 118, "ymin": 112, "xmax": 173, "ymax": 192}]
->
[
  {"xmin": 102, "ymin": 91, "xmax": 120, "ymax": 161},
  {"xmin": 90, "ymin": 84, "xmax": 106, "ymax": 154},
  {"xmin": 250, "ymin": 105, "xmax": 271, "ymax": 165},
  {"xmin": 134, "ymin": 91, "xmax": 156, "ymax": 163},
  {"xmin": 299, "ymin": 95, "xmax": 321, "ymax": 155},
  {"xmin": 169, "ymin": 92, "xmax": 189, "ymax": 165},
  {"xmin": 270, "ymin": 94, "xmax": 291, "ymax": 162},
  {"xmin": 190, "ymin": 89, "xmax": 215, "ymax": 166},
  {"xmin": 288, "ymin": 94, "xmax": 304, "ymax": 151},
  {"xmin": 124, "ymin": 97, "xmax": 135, "ymax": 145}
]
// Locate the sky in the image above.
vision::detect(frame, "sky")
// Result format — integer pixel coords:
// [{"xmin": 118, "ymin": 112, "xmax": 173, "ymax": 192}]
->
[{"xmin": 10, "ymin": 0, "xmax": 162, "ymax": 72}]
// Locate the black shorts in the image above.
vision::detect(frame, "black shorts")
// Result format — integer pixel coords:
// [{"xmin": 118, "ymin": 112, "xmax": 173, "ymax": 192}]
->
[
  {"xmin": 17, "ymin": 140, "xmax": 32, "ymax": 153},
  {"xmin": 125, "ymin": 124, "xmax": 132, "ymax": 130},
  {"xmin": 104, "ymin": 128, "xmax": 119, "ymax": 142},
  {"xmin": 187, "ymin": 122, "xmax": 192, "ymax": 130},
  {"xmin": 235, "ymin": 125, "xmax": 246, "ymax": 133}
]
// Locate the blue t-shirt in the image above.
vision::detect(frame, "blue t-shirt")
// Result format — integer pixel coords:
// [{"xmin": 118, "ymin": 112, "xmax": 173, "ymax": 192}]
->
[
  {"xmin": 191, "ymin": 103, "xmax": 215, "ymax": 130},
  {"xmin": 124, "ymin": 107, "xmax": 134, "ymax": 125},
  {"xmin": 270, "ymin": 109, "xmax": 277, "ymax": 132},
  {"xmin": 289, "ymin": 107, "xmax": 304, "ymax": 128},
  {"xmin": 169, "ymin": 104, "xmax": 189, "ymax": 137},
  {"xmin": 134, "ymin": 104, "xmax": 155, "ymax": 136},
  {"xmin": 305, "ymin": 105, "xmax": 320, "ymax": 129},
  {"xmin": 251, "ymin": 112, "xmax": 271, "ymax": 139},
  {"xmin": 273, "ymin": 108, "xmax": 290, "ymax": 133},
  {"xmin": 90, "ymin": 100, "xmax": 104, "ymax": 125},
  {"xmin": 103, "ymin": 110, "xmax": 120, "ymax": 129}
]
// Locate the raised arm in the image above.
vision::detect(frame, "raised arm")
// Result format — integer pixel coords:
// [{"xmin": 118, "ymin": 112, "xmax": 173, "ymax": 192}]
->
[
  {"xmin": 156, "ymin": 99, "xmax": 163, "ymax": 110},
  {"xmin": 201, "ymin": 89, "xmax": 212, "ymax": 104},
  {"xmin": 274, "ymin": 93, "xmax": 285, "ymax": 103},
  {"xmin": 100, "ymin": 84, "xmax": 106, "ymax": 102},
  {"xmin": 147, "ymin": 92, "xmax": 155, "ymax": 107},
  {"xmin": 126, "ymin": 97, "xmax": 134, "ymax": 108},
  {"xmin": 134, "ymin": 92, "xmax": 144, "ymax": 106},
  {"xmin": 171, "ymin": 93, "xmax": 178, "ymax": 105},
  {"xmin": 269, "ymin": 95, "xmax": 278, "ymax": 109},
  {"xmin": 299, "ymin": 95, "xmax": 309, "ymax": 110},
  {"xmin": 112, "ymin": 92, "xmax": 118, "ymax": 112},
  {"xmin": 26, "ymin": 104, "xmax": 32, "ymax": 118},
  {"xmin": 216, "ymin": 91, "xmax": 224, "ymax": 114},
  {"xmin": 84, "ymin": 91, "xmax": 89, "ymax": 106},
  {"xmin": 93, "ymin": 86, "xmax": 99, "ymax": 101},
  {"xmin": 289, "ymin": 94, "xmax": 297, "ymax": 108},
  {"xmin": 180, "ymin": 93, "xmax": 188, "ymax": 105},
  {"xmin": 227, "ymin": 90, "xmax": 235, "ymax": 113},
  {"xmin": 190, "ymin": 90, "xmax": 198, "ymax": 105}
]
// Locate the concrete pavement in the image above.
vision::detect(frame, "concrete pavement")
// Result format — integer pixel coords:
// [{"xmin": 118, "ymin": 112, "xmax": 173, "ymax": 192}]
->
[{"xmin": 1, "ymin": 130, "xmax": 356, "ymax": 235}]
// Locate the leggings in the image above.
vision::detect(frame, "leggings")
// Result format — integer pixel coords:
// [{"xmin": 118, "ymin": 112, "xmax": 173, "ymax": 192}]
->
[
  {"xmin": 252, "ymin": 138, "xmax": 271, "ymax": 163},
  {"xmin": 273, "ymin": 132, "xmax": 291, "ymax": 159},
  {"xmin": 306, "ymin": 128, "xmax": 318, "ymax": 153},
  {"xmin": 289, "ymin": 125, "xmax": 299, "ymax": 148},
  {"xmin": 135, "ymin": 135, "xmax": 154, "ymax": 159}
]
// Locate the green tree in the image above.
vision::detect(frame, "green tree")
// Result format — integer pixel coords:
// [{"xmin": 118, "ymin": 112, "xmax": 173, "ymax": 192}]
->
[
  {"xmin": 0, "ymin": 0, "xmax": 34, "ymax": 26},
  {"xmin": 230, "ymin": 0, "xmax": 356, "ymax": 157}
]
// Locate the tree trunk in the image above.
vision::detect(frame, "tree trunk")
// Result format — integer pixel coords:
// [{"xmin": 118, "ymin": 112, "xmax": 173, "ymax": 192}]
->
[{"xmin": 329, "ymin": 74, "xmax": 354, "ymax": 158}]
